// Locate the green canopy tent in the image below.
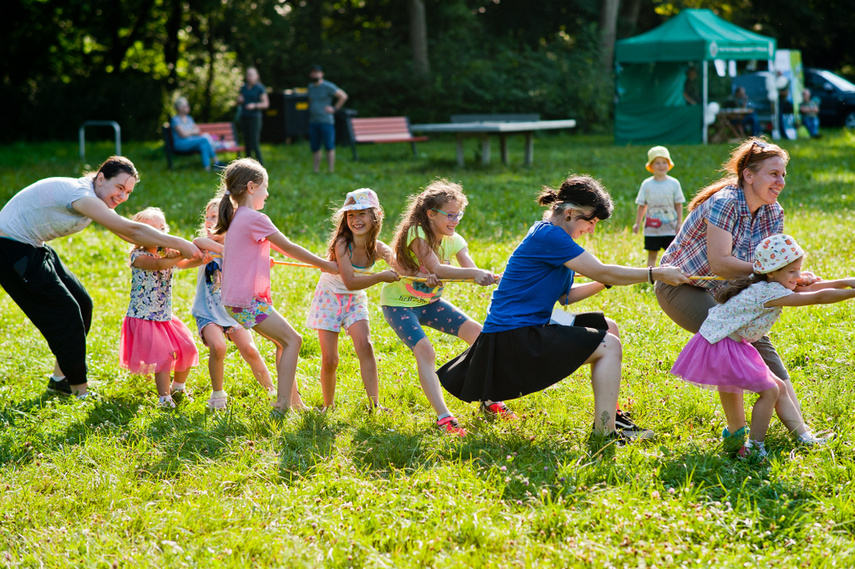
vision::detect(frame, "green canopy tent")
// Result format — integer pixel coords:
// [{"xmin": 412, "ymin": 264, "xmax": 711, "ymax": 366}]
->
[{"xmin": 614, "ymin": 9, "xmax": 776, "ymax": 144}]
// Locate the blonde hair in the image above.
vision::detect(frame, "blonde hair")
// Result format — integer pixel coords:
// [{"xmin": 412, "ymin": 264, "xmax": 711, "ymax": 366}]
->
[
  {"xmin": 130, "ymin": 207, "xmax": 168, "ymax": 250},
  {"xmin": 689, "ymin": 137, "xmax": 789, "ymax": 211},
  {"xmin": 391, "ymin": 179, "xmax": 468, "ymax": 273},
  {"xmin": 214, "ymin": 158, "xmax": 267, "ymax": 235}
]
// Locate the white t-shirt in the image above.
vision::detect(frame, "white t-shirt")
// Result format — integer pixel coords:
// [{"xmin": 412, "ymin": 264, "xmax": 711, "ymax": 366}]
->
[
  {"xmin": 700, "ymin": 281, "xmax": 793, "ymax": 344},
  {"xmin": 635, "ymin": 176, "xmax": 685, "ymax": 237},
  {"xmin": 0, "ymin": 177, "xmax": 96, "ymax": 247}
]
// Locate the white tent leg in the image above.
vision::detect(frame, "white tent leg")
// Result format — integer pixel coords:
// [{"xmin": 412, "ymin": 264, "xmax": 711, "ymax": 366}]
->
[{"xmin": 702, "ymin": 60, "xmax": 709, "ymax": 144}]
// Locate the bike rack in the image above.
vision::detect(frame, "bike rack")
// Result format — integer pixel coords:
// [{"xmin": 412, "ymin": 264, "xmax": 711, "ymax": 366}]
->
[{"xmin": 79, "ymin": 121, "xmax": 122, "ymax": 162}]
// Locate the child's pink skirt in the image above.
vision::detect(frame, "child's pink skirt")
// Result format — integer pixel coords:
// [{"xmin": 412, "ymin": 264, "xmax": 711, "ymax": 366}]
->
[
  {"xmin": 119, "ymin": 316, "xmax": 198, "ymax": 375},
  {"xmin": 671, "ymin": 333, "xmax": 778, "ymax": 394}
]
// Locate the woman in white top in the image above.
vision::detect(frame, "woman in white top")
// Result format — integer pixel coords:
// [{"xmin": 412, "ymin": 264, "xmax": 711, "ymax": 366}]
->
[{"xmin": 0, "ymin": 156, "xmax": 204, "ymax": 398}]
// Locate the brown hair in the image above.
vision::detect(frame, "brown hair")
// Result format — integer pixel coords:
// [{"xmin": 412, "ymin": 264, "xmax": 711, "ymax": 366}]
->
[
  {"xmin": 198, "ymin": 197, "xmax": 221, "ymax": 237},
  {"xmin": 537, "ymin": 175, "xmax": 614, "ymax": 221},
  {"xmin": 391, "ymin": 179, "xmax": 469, "ymax": 273},
  {"xmin": 214, "ymin": 158, "xmax": 266, "ymax": 234},
  {"xmin": 88, "ymin": 156, "xmax": 139, "ymax": 182},
  {"xmin": 688, "ymin": 138, "xmax": 789, "ymax": 211},
  {"xmin": 326, "ymin": 206, "xmax": 384, "ymax": 264},
  {"xmin": 716, "ymin": 273, "xmax": 769, "ymax": 303}
]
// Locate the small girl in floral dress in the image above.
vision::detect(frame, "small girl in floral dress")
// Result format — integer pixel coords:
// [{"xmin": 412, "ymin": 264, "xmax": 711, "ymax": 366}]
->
[
  {"xmin": 671, "ymin": 234, "xmax": 854, "ymax": 458},
  {"xmin": 119, "ymin": 207, "xmax": 205, "ymax": 408}
]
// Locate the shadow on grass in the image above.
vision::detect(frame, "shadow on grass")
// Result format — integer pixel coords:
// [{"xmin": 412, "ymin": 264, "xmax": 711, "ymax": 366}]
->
[
  {"xmin": 277, "ymin": 409, "xmax": 341, "ymax": 480},
  {"xmin": 0, "ymin": 391, "xmax": 139, "ymax": 466}
]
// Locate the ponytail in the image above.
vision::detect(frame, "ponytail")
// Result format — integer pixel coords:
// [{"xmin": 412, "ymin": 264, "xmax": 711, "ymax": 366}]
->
[
  {"xmin": 213, "ymin": 158, "xmax": 266, "ymax": 235},
  {"xmin": 538, "ymin": 175, "xmax": 613, "ymax": 221}
]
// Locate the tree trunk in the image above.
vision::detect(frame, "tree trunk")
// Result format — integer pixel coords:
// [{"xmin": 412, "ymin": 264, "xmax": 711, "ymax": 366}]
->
[
  {"xmin": 164, "ymin": 0, "xmax": 183, "ymax": 87},
  {"xmin": 620, "ymin": 0, "xmax": 642, "ymax": 38},
  {"xmin": 598, "ymin": 0, "xmax": 620, "ymax": 75},
  {"xmin": 408, "ymin": 0, "xmax": 430, "ymax": 80}
]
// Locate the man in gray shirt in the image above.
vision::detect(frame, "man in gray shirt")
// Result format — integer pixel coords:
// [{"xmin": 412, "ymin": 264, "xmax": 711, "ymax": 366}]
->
[{"xmin": 307, "ymin": 65, "xmax": 348, "ymax": 173}]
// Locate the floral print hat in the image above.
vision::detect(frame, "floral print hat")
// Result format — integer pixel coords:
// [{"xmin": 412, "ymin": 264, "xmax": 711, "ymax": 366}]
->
[{"xmin": 753, "ymin": 234, "xmax": 804, "ymax": 274}]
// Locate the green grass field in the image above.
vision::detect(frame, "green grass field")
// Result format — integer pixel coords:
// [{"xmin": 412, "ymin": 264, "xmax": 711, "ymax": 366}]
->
[{"xmin": 2, "ymin": 130, "xmax": 855, "ymax": 567}]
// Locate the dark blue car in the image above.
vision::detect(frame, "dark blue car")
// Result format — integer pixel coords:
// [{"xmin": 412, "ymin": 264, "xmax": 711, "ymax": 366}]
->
[{"xmin": 804, "ymin": 68, "xmax": 855, "ymax": 129}]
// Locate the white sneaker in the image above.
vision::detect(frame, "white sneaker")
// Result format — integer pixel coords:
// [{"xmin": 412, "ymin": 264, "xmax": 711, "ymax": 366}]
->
[
  {"xmin": 797, "ymin": 431, "xmax": 835, "ymax": 446},
  {"xmin": 158, "ymin": 395, "xmax": 176, "ymax": 409},
  {"xmin": 266, "ymin": 386, "xmax": 277, "ymax": 398},
  {"xmin": 738, "ymin": 439, "xmax": 768, "ymax": 460},
  {"xmin": 207, "ymin": 392, "xmax": 228, "ymax": 410}
]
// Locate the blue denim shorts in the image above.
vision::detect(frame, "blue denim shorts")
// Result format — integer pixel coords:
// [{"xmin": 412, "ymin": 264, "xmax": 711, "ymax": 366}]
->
[
  {"xmin": 382, "ymin": 299, "xmax": 472, "ymax": 350},
  {"xmin": 309, "ymin": 122, "xmax": 335, "ymax": 152}
]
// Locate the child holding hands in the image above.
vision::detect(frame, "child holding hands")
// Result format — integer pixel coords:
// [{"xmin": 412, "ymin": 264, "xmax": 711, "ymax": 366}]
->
[
  {"xmin": 307, "ymin": 188, "xmax": 399, "ymax": 410},
  {"xmin": 119, "ymin": 207, "xmax": 205, "ymax": 408},
  {"xmin": 215, "ymin": 158, "xmax": 337, "ymax": 413},
  {"xmin": 633, "ymin": 146, "xmax": 685, "ymax": 267},
  {"xmin": 672, "ymin": 234, "xmax": 848, "ymax": 459},
  {"xmin": 191, "ymin": 197, "xmax": 276, "ymax": 410}
]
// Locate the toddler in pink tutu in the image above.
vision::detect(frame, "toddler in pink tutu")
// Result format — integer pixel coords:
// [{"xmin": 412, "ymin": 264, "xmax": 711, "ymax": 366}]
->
[
  {"xmin": 119, "ymin": 207, "xmax": 207, "ymax": 408},
  {"xmin": 672, "ymin": 234, "xmax": 855, "ymax": 459}
]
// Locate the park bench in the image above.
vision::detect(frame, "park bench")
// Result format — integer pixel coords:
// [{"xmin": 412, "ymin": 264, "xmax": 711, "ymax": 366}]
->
[
  {"xmin": 346, "ymin": 116, "xmax": 428, "ymax": 160},
  {"xmin": 162, "ymin": 122, "xmax": 244, "ymax": 169}
]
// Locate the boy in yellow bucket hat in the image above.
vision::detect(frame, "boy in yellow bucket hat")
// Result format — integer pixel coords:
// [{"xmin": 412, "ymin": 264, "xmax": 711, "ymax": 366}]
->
[{"xmin": 632, "ymin": 146, "xmax": 686, "ymax": 267}]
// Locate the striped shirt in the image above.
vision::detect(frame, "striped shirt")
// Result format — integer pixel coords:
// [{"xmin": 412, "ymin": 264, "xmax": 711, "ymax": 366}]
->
[{"xmin": 660, "ymin": 185, "xmax": 783, "ymax": 294}]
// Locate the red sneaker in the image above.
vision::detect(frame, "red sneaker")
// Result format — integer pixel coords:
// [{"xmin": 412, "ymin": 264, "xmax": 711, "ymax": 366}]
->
[
  {"xmin": 436, "ymin": 415, "xmax": 467, "ymax": 437},
  {"xmin": 480, "ymin": 401, "xmax": 518, "ymax": 421}
]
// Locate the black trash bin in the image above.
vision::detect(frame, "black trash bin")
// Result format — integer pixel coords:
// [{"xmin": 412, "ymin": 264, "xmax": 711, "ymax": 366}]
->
[
  {"xmin": 262, "ymin": 89, "xmax": 309, "ymax": 143},
  {"xmin": 335, "ymin": 108, "xmax": 358, "ymax": 145}
]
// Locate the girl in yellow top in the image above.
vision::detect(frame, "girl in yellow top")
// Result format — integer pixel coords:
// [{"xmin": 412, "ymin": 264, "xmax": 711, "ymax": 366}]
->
[{"xmin": 380, "ymin": 179, "xmax": 508, "ymax": 436}]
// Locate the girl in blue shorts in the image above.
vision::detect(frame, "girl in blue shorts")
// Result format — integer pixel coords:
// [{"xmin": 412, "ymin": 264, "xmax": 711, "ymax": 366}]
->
[{"xmin": 380, "ymin": 179, "xmax": 508, "ymax": 436}]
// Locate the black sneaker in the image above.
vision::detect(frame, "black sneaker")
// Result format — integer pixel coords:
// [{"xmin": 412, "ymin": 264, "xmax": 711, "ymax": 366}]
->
[
  {"xmin": 614, "ymin": 409, "xmax": 655, "ymax": 441},
  {"xmin": 46, "ymin": 376, "xmax": 72, "ymax": 395}
]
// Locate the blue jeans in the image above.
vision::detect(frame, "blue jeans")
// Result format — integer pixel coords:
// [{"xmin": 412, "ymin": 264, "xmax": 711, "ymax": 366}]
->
[
  {"xmin": 309, "ymin": 122, "xmax": 335, "ymax": 152},
  {"xmin": 803, "ymin": 115, "xmax": 820, "ymax": 138},
  {"xmin": 173, "ymin": 135, "xmax": 216, "ymax": 168}
]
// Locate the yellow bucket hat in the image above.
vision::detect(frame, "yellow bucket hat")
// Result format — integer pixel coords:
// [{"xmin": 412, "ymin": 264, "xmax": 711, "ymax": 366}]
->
[{"xmin": 646, "ymin": 146, "xmax": 674, "ymax": 172}]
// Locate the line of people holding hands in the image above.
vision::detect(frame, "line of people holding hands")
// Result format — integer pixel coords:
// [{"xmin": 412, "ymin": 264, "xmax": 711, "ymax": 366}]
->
[{"xmin": 1, "ymin": 137, "xmax": 852, "ymax": 458}]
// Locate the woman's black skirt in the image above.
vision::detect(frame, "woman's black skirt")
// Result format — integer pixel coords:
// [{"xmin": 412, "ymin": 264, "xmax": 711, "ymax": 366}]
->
[{"xmin": 438, "ymin": 312, "xmax": 608, "ymax": 402}]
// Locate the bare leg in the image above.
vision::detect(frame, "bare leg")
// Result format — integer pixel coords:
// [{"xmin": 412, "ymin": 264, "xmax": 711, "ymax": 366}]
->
[
  {"xmin": 202, "ymin": 325, "xmax": 228, "ymax": 392},
  {"xmin": 154, "ymin": 370, "xmax": 172, "ymax": 397},
  {"xmin": 230, "ymin": 327, "xmax": 275, "ymax": 392},
  {"xmin": 412, "ymin": 338, "xmax": 451, "ymax": 417},
  {"xmin": 583, "ymin": 333, "xmax": 623, "ymax": 434},
  {"xmin": 457, "ymin": 319, "xmax": 481, "ymax": 345},
  {"xmin": 254, "ymin": 311, "xmax": 305, "ymax": 410},
  {"xmin": 347, "ymin": 320, "xmax": 379, "ymax": 406},
  {"xmin": 646, "ymin": 250, "xmax": 658, "ymax": 267},
  {"xmin": 317, "ymin": 329, "xmax": 340, "ymax": 408},
  {"xmin": 748, "ymin": 383, "xmax": 780, "ymax": 442},
  {"xmin": 719, "ymin": 391, "xmax": 748, "ymax": 434},
  {"xmin": 327, "ymin": 149, "xmax": 336, "ymax": 173},
  {"xmin": 312, "ymin": 150, "xmax": 323, "ymax": 173},
  {"xmin": 772, "ymin": 376, "xmax": 808, "ymax": 436}
]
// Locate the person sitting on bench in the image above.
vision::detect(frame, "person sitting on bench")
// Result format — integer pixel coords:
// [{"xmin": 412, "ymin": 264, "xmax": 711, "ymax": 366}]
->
[{"xmin": 170, "ymin": 97, "xmax": 224, "ymax": 172}]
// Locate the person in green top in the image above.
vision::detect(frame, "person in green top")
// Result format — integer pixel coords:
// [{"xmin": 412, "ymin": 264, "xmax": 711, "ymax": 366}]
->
[{"xmin": 380, "ymin": 179, "xmax": 509, "ymax": 436}]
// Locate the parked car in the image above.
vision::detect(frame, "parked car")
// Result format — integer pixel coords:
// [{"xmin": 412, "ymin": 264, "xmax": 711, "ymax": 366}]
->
[{"xmin": 804, "ymin": 68, "xmax": 855, "ymax": 128}]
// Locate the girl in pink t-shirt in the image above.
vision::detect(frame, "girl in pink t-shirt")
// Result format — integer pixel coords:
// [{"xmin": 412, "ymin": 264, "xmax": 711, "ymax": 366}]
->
[{"xmin": 215, "ymin": 159, "xmax": 337, "ymax": 413}]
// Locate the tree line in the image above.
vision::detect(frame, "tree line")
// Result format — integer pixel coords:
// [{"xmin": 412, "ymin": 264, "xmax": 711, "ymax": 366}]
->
[{"xmin": 3, "ymin": 0, "xmax": 851, "ymax": 142}]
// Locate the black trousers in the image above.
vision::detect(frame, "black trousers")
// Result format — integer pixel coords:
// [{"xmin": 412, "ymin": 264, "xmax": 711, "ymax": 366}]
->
[
  {"xmin": 240, "ymin": 115, "xmax": 263, "ymax": 165},
  {"xmin": 0, "ymin": 238, "xmax": 92, "ymax": 385}
]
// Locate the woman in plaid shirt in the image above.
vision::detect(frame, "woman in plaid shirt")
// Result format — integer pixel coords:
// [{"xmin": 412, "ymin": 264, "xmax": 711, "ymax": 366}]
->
[{"xmin": 655, "ymin": 138, "xmax": 820, "ymax": 444}]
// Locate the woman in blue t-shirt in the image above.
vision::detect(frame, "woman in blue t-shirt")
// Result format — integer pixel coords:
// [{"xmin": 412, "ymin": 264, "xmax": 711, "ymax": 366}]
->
[{"xmin": 437, "ymin": 175, "xmax": 688, "ymax": 443}]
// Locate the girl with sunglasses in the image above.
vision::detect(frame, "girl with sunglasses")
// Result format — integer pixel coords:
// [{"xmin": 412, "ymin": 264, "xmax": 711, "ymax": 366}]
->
[{"xmin": 380, "ymin": 179, "xmax": 506, "ymax": 436}]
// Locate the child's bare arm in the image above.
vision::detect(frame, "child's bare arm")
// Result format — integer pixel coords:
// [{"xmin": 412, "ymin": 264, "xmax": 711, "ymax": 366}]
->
[
  {"xmin": 335, "ymin": 239, "xmax": 398, "ymax": 290},
  {"xmin": 268, "ymin": 231, "xmax": 338, "ymax": 274},
  {"xmin": 632, "ymin": 205, "xmax": 647, "ymax": 234},
  {"xmin": 193, "ymin": 236, "xmax": 224, "ymax": 254},
  {"xmin": 561, "ymin": 282, "xmax": 608, "ymax": 305},
  {"xmin": 675, "ymin": 203, "xmax": 683, "ymax": 227},
  {"xmin": 131, "ymin": 254, "xmax": 183, "ymax": 271},
  {"xmin": 766, "ymin": 280, "xmax": 855, "ymax": 307}
]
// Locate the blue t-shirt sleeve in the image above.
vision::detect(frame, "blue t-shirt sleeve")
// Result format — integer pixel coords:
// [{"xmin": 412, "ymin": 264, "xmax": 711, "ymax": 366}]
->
[{"xmin": 530, "ymin": 224, "xmax": 585, "ymax": 267}]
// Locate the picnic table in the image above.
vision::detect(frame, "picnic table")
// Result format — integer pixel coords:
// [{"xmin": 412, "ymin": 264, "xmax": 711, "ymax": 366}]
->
[
  {"xmin": 409, "ymin": 118, "xmax": 577, "ymax": 166},
  {"xmin": 709, "ymin": 108, "xmax": 753, "ymax": 143}
]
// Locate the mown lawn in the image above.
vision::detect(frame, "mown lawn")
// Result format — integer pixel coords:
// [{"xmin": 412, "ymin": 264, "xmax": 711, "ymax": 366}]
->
[{"xmin": 2, "ymin": 130, "xmax": 855, "ymax": 567}]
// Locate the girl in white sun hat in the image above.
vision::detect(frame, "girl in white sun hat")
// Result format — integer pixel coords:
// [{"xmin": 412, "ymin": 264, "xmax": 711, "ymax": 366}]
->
[{"xmin": 671, "ymin": 234, "xmax": 855, "ymax": 459}]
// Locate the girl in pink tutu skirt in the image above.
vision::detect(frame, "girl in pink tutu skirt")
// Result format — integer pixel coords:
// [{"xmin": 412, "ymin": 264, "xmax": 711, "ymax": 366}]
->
[
  {"xmin": 672, "ymin": 234, "xmax": 855, "ymax": 459},
  {"xmin": 120, "ymin": 207, "xmax": 207, "ymax": 408}
]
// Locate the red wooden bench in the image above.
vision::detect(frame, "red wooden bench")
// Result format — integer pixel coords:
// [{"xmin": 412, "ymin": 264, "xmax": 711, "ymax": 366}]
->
[
  {"xmin": 162, "ymin": 122, "xmax": 245, "ymax": 169},
  {"xmin": 346, "ymin": 116, "xmax": 428, "ymax": 160}
]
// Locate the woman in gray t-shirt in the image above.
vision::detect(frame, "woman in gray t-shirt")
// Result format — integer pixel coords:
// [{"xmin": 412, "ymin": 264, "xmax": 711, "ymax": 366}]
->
[{"xmin": 0, "ymin": 156, "xmax": 203, "ymax": 398}]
